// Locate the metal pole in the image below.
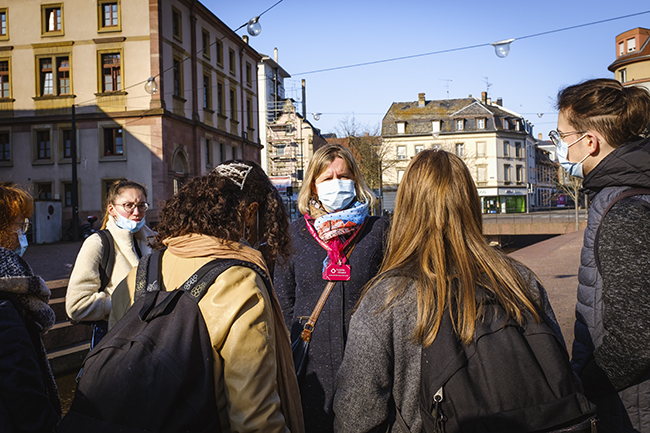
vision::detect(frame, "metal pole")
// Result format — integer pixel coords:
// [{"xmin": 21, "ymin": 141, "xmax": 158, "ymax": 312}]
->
[{"xmin": 71, "ymin": 104, "xmax": 79, "ymax": 241}]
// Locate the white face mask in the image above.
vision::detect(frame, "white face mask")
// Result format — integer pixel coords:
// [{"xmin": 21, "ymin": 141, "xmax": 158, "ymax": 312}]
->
[
  {"xmin": 115, "ymin": 214, "xmax": 146, "ymax": 233},
  {"xmin": 14, "ymin": 229, "xmax": 28, "ymax": 257},
  {"xmin": 317, "ymin": 179, "xmax": 356, "ymax": 212},
  {"xmin": 556, "ymin": 133, "xmax": 589, "ymax": 178}
]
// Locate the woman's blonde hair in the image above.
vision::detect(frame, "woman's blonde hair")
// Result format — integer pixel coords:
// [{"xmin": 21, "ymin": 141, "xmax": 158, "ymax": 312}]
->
[
  {"xmin": 100, "ymin": 179, "xmax": 148, "ymax": 229},
  {"xmin": 297, "ymin": 144, "xmax": 375, "ymax": 214},
  {"xmin": 0, "ymin": 184, "xmax": 34, "ymax": 248},
  {"xmin": 367, "ymin": 150, "xmax": 539, "ymax": 346}
]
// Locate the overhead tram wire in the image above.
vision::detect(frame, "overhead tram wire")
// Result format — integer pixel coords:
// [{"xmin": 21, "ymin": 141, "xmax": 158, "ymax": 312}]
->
[{"xmin": 293, "ymin": 9, "xmax": 650, "ymax": 76}]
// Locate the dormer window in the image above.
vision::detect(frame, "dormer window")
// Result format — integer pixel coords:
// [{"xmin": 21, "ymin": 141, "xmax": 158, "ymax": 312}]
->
[
  {"xmin": 456, "ymin": 119, "xmax": 464, "ymax": 131},
  {"xmin": 285, "ymin": 123, "xmax": 294, "ymax": 135},
  {"xmin": 477, "ymin": 118, "xmax": 485, "ymax": 129},
  {"xmin": 628, "ymin": 37, "xmax": 636, "ymax": 52},
  {"xmin": 397, "ymin": 122, "xmax": 406, "ymax": 134},
  {"xmin": 432, "ymin": 120, "xmax": 440, "ymax": 133},
  {"xmin": 619, "ymin": 41, "xmax": 625, "ymax": 56}
]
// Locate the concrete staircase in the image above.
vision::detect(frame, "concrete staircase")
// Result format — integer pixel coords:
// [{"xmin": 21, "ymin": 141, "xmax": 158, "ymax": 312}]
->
[{"xmin": 45, "ymin": 279, "xmax": 91, "ymax": 375}]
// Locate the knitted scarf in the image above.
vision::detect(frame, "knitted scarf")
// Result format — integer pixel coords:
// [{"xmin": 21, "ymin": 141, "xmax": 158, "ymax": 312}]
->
[{"xmin": 0, "ymin": 247, "xmax": 61, "ymax": 417}]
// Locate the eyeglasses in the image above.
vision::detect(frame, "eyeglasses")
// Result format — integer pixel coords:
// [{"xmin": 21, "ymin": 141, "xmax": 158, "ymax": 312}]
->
[
  {"xmin": 549, "ymin": 129, "xmax": 586, "ymax": 147},
  {"xmin": 114, "ymin": 202, "xmax": 149, "ymax": 214},
  {"xmin": 15, "ymin": 218, "xmax": 30, "ymax": 233}
]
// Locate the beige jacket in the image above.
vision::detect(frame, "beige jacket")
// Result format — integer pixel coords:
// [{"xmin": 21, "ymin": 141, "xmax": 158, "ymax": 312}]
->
[
  {"xmin": 109, "ymin": 235, "xmax": 300, "ymax": 433},
  {"xmin": 66, "ymin": 218, "xmax": 154, "ymax": 322}
]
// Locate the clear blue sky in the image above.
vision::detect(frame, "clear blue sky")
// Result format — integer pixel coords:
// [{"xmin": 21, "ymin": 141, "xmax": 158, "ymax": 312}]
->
[{"xmin": 203, "ymin": 0, "xmax": 650, "ymax": 140}]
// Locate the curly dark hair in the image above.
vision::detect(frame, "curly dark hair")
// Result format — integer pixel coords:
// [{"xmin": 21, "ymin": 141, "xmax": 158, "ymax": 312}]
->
[{"xmin": 154, "ymin": 160, "xmax": 292, "ymax": 262}]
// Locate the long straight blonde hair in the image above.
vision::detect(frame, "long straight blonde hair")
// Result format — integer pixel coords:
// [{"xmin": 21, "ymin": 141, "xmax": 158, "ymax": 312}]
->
[{"xmin": 369, "ymin": 150, "xmax": 540, "ymax": 346}]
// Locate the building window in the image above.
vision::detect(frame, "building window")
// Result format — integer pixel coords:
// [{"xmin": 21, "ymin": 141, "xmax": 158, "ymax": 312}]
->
[
  {"xmin": 432, "ymin": 144, "xmax": 441, "ymax": 151},
  {"xmin": 246, "ymin": 62, "xmax": 252, "ymax": 86},
  {"xmin": 36, "ymin": 130, "xmax": 51, "ymax": 159},
  {"xmin": 220, "ymin": 142, "xmax": 226, "ymax": 163},
  {"xmin": 620, "ymin": 68, "xmax": 627, "ymax": 83},
  {"xmin": 284, "ymin": 123, "xmax": 294, "ymax": 135},
  {"xmin": 205, "ymin": 138, "xmax": 211, "ymax": 166},
  {"xmin": 455, "ymin": 143, "xmax": 464, "ymax": 157},
  {"xmin": 397, "ymin": 122, "xmax": 405, "ymax": 134},
  {"xmin": 619, "ymin": 41, "xmax": 625, "ymax": 56},
  {"xmin": 504, "ymin": 164, "xmax": 511, "ymax": 183},
  {"xmin": 503, "ymin": 119, "xmax": 510, "ymax": 130},
  {"xmin": 432, "ymin": 120, "xmax": 440, "ymax": 133},
  {"xmin": 477, "ymin": 118, "xmax": 485, "ymax": 129},
  {"xmin": 415, "ymin": 145, "xmax": 424, "ymax": 154},
  {"xmin": 42, "ymin": 4, "xmax": 63, "ymax": 36},
  {"xmin": 172, "ymin": 7, "xmax": 182, "ymax": 41},
  {"xmin": 229, "ymin": 49, "xmax": 235, "ymax": 74},
  {"xmin": 101, "ymin": 53, "xmax": 121, "ymax": 92},
  {"xmin": 0, "ymin": 60, "xmax": 9, "ymax": 98},
  {"xmin": 35, "ymin": 182, "xmax": 53, "ymax": 200},
  {"xmin": 516, "ymin": 165, "xmax": 524, "ymax": 183},
  {"xmin": 397, "ymin": 170, "xmax": 405, "ymax": 184},
  {"xmin": 246, "ymin": 98, "xmax": 253, "ymax": 130},
  {"xmin": 230, "ymin": 89, "xmax": 236, "ymax": 120},
  {"xmin": 515, "ymin": 142, "xmax": 522, "ymax": 158},
  {"xmin": 217, "ymin": 82, "xmax": 224, "ymax": 115},
  {"xmin": 627, "ymin": 37, "xmax": 636, "ymax": 52},
  {"xmin": 397, "ymin": 145, "xmax": 406, "ymax": 160},
  {"xmin": 203, "ymin": 74, "xmax": 211, "ymax": 109},
  {"xmin": 0, "ymin": 9, "xmax": 8, "ymax": 40},
  {"xmin": 62, "ymin": 129, "xmax": 72, "ymax": 159},
  {"xmin": 477, "ymin": 165, "xmax": 487, "ymax": 183},
  {"xmin": 456, "ymin": 119, "xmax": 464, "ymax": 131},
  {"xmin": 216, "ymin": 40, "xmax": 223, "ymax": 66},
  {"xmin": 98, "ymin": 1, "xmax": 120, "ymax": 30},
  {"xmin": 62, "ymin": 182, "xmax": 73, "ymax": 207},
  {"xmin": 202, "ymin": 29, "xmax": 210, "ymax": 58},
  {"xmin": 104, "ymin": 127, "xmax": 123, "ymax": 156},
  {"xmin": 477, "ymin": 141, "xmax": 486, "ymax": 157},
  {"xmin": 277, "ymin": 145, "xmax": 285, "ymax": 156},
  {"xmin": 173, "ymin": 57, "xmax": 182, "ymax": 97},
  {"xmin": 0, "ymin": 132, "xmax": 9, "ymax": 162},
  {"xmin": 38, "ymin": 55, "xmax": 70, "ymax": 96},
  {"xmin": 503, "ymin": 140, "xmax": 510, "ymax": 157}
]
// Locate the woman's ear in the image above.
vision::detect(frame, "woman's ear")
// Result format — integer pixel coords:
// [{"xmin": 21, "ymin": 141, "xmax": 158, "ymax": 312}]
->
[{"xmin": 107, "ymin": 203, "xmax": 117, "ymax": 218}]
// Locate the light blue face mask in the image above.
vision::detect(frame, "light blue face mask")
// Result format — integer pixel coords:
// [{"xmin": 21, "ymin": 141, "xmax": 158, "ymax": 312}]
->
[
  {"xmin": 317, "ymin": 179, "xmax": 356, "ymax": 212},
  {"xmin": 115, "ymin": 214, "xmax": 146, "ymax": 233},
  {"xmin": 14, "ymin": 229, "xmax": 28, "ymax": 257},
  {"xmin": 556, "ymin": 133, "xmax": 590, "ymax": 178}
]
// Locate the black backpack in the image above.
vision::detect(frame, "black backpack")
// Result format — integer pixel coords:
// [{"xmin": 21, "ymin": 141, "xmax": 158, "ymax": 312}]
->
[
  {"xmin": 60, "ymin": 249, "xmax": 272, "ymax": 433},
  {"xmin": 420, "ymin": 289, "xmax": 597, "ymax": 433}
]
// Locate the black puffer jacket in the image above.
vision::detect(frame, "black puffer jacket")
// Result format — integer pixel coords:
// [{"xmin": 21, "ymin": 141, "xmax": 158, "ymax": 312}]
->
[
  {"xmin": 274, "ymin": 215, "xmax": 387, "ymax": 433},
  {"xmin": 571, "ymin": 137, "xmax": 650, "ymax": 432}
]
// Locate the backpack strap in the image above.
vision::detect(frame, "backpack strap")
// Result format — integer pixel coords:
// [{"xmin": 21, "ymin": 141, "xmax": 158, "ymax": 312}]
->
[
  {"xmin": 594, "ymin": 188, "xmax": 650, "ymax": 274},
  {"xmin": 96, "ymin": 229, "xmax": 115, "ymax": 293}
]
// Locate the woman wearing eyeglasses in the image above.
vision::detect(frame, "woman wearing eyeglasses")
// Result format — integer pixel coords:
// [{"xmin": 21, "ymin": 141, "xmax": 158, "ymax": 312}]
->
[
  {"xmin": 0, "ymin": 184, "xmax": 61, "ymax": 432},
  {"xmin": 553, "ymin": 78, "xmax": 650, "ymax": 432},
  {"xmin": 66, "ymin": 180, "xmax": 154, "ymax": 338}
]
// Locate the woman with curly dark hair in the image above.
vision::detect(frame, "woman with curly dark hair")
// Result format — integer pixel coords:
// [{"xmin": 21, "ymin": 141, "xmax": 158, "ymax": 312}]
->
[{"xmin": 110, "ymin": 161, "xmax": 303, "ymax": 433}]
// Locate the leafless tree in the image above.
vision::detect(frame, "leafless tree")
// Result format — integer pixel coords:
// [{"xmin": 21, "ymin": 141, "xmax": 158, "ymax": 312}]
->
[{"xmin": 556, "ymin": 166, "xmax": 583, "ymax": 230}]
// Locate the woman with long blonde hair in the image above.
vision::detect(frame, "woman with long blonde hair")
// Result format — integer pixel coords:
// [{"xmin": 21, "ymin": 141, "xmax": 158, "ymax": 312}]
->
[{"xmin": 334, "ymin": 150, "xmax": 569, "ymax": 432}]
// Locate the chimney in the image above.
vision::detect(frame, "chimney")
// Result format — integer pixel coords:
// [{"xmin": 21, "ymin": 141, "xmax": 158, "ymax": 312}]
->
[
  {"xmin": 481, "ymin": 91, "xmax": 487, "ymax": 103},
  {"xmin": 242, "ymin": 35, "xmax": 249, "ymax": 44},
  {"xmin": 274, "ymin": 48, "xmax": 278, "ymax": 62},
  {"xmin": 538, "ymin": 133, "xmax": 543, "ymax": 140},
  {"xmin": 496, "ymin": 97, "xmax": 503, "ymax": 106},
  {"xmin": 487, "ymin": 98, "xmax": 492, "ymax": 105},
  {"xmin": 418, "ymin": 93, "xmax": 425, "ymax": 108},
  {"xmin": 468, "ymin": 94, "xmax": 472, "ymax": 98}
]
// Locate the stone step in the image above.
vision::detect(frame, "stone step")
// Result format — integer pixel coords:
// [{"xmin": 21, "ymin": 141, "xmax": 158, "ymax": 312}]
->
[
  {"xmin": 43, "ymin": 321, "xmax": 92, "ymax": 352},
  {"xmin": 48, "ymin": 342, "xmax": 90, "ymax": 376},
  {"xmin": 47, "ymin": 279, "xmax": 69, "ymax": 300},
  {"xmin": 49, "ymin": 297, "xmax": 68, "ymax": 323}
]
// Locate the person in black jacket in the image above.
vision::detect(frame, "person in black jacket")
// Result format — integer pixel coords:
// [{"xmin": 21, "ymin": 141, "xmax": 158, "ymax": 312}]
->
[
  {"xmin": 553, "ymin": 78, "xmax": 650, "ymax": 432},
  {"xmin": 0, "ymin": 185, "xmax": 61, "ymax": 432},
  {"xmin": 274, "ymin": 144, "xmax": 388, "ymax": 432}
]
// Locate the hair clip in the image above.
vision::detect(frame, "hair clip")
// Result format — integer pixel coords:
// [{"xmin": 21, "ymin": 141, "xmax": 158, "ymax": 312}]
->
[{"xmin": 214, "ymin": 162, "xmax": 253, "ymax": 190}]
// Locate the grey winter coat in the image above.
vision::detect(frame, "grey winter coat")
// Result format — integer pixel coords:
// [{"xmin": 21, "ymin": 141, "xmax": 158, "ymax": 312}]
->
[
  {"xmin": 571, "ymin": 137, "xmax": 650, "ymax": 432},
  {"xmin": 333, "ymin": 264, "xmax": 562, "ymax": 433}
]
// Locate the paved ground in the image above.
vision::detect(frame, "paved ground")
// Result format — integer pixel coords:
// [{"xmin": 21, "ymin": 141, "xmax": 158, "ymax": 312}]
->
[
  {"xmin": 509, "ymin": 229, "xmax": 584, "ymax": 350},
  {"xmin": 23, "ymin": 240, "xmax": 83, "ymax": 281}
]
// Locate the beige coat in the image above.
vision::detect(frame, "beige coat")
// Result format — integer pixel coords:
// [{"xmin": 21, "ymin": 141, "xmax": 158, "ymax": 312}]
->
[
  {"xmin": 109, "ymin": 235, "xmax": 302, "ymax": 433},
  {"xmin": 66, "ymin": 217, "xmax": 154, "ymax": 322}
]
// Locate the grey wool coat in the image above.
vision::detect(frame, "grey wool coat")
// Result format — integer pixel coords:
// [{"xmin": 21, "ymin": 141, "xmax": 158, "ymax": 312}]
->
[{"xmin": 274, "ymin": 215, "xmax": 388, "ymax": 433}]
